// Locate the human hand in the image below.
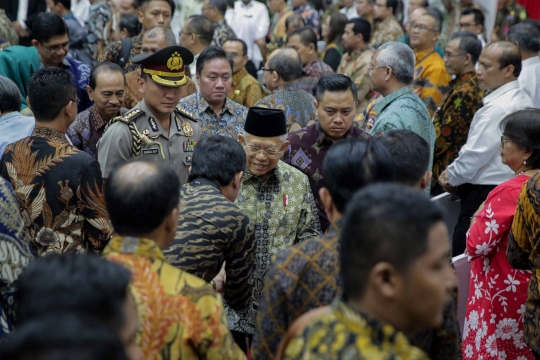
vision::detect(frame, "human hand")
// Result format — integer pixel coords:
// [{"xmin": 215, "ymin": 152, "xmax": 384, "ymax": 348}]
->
[{"xmin": 212, "ymin": 261, "xmax": 226, "ymax": 294}]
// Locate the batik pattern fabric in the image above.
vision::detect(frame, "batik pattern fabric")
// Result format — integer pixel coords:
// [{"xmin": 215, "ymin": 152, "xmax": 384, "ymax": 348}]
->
[
  {"xmin": 369, "ymin": 16, "xmax": 404, "ymax": 48},
  {"xmin": 0, "ymin": 127, "xmax": 111, "ymax": 255},
  {"xmin": 162, "ymin": 178, "xmax": 256, "ymax": 312},
  {"xmin": 413, "ymin": 47, "xmax": 451, "ymax": 117},
  {"xmin": 67, "ymin": 105, "xmax": 128, "ymax": 158},
  {"xmin": 293, "ymin": 4, "xmax": 320, "ymax": 29},
  {"xmin": 87, "ymin": 1, "xmax": 113, "ymax": 57},
  {"xmin": 225, "ymin": 161, "xmax": 321, "ymax": 335},
  {"xmin": 337, "ymin": 48, "xmax": 374, "ymax": 113},
  {"xmin": 0, "ymin": 178, "xmax": 33, "ymax": 341},
  {"xmin": 228, "ymin": 67, "xmax": 267, "ymax": 107},
  {"xmin": 252, "ymin": 222, "xmax": 342, "ymax": 360},
  {"xmin": 286, "ymin": 122, "xmax": 370, "ymax": 231},
  {"xmin": 463, "ymin": 174, "xmax": 534, "ymax": 360},
  {"xmin": 104, "ymin": 236, "xmax": 246, "ymax": 360},
  {"xmin": 211, "ymin": 19, "xmax": 236, "ymax": 47},
  {"xmin": 283, "ymin": 298, "xmax": 430, "ymax": 360},
  {"xmin": 295, "ymin": 58, "xmax": 334, "ymax": 96},
  {"xmin": 268, "ymin": 10, "xmax": 293, "ymax": 53},
  {"xmin": 508, "ymin": 172, "xmax": 540, "ymax": 355},
  {"xmin": 255, "ymin": 82, "xmax": 317, "ymax": 133},
  {"xmin": 98, "ymin": 33, "xmax": 143, "ymax": 73},
  {"xmin": 432, "ymin": 72, "xmax": 484, "ymax": 187},
  {"xmin": 0, "ymin": 9, "xmax": 18, "ymax": 47},
  {"xmin": 177, "ymin": 92, "xmax": 247, "ymax": 138}
]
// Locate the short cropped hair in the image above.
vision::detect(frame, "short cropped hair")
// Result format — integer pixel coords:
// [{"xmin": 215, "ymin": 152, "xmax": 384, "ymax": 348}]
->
[
  {"xmin": 0, "ymin": 76, "xmax": 22, "ymax": 113},
  {"xmin": 208, "ymin": 0, "xmax": 227, "ymax": 15},
  {"xmin": 0, "ymin": 314, "xmax": 128, "ymax": 360},
  {"xmin": 315, "ymin": 74, "xmax": 358, "ymax": 105},
  {"xmin": 186, "ymin": 15, "xmax": 214, "ymax": 46},
  {"xmin": 28, "ymin": 68, "xmax": 75, "ymax": 122},
  {"xmin": 323, "ymin": 138, "xmax": 394, "ymax": 213},
  {"xmin": 448, "ymin": 31, "xmax": 482, "ymax": 64},
  {"xmin": 17, "ymin": 253, "xmax": 131, "ymax": 332},
  {"xmin": 144, "ymin": 25, "xmax": 177, "ymax": 46},
  {"xmin": 489, "ymin": 41, "xmax": 522, "ymax": 77},
  {"xmin": 285, "ymin": 14, "xmax": 305, "ymax": 30},
  {"xmin": 377, "ymin": 129, "xmax": 430, "ymax": 186},
  {"xmin": 141, "ymin": 0, "xmax": 175, "ymax": 17},
  {"xmin": 340, "ymin": 184, "xmax": 444, "ymax": 299},
  {"xmin": 32, "ymin": 13, "xmax": 68, "ymax": 44},
  {"xmin": 224, "ymin": 38, "xmax": 248, "ymax": 56},
  {"xmin": 267, "ymin": 48, "xmax": 303, "ymax": 82},
  {"xmin": 196, "ymin": 45, "xmax": 233, "ymax": 75},
  {"xmin": 500, "ymin": 108, "xmax": 540, "ymax": 169},
  {"xmin": 119, "ymin": 13, "xmax": 140, "ymax": 38},
  {"xmin": 288, "ymin": 26, "xmax": 317, "ymax": 47},
  {"xmin": 52, "ymin": 0, "xmax": 71, "ymax": 9},
  {"xmin": 89, "ymin": 63, "xmax": 125, "ymax": 90},
  {"xmin": 425, "ymin": 6, "xmax": 443, "ymax": 33},
  {"xmin": 347, "ymin": 17, "xmax": 371, "ymax": 43},
  {"xmin": 188, "ymin": 135, "xmax": 246, "ymax": 186},
  {"xmin": 461, "ymin": 8, "xmax": 485, "ymax": 28},
  {"xmin": 376, "ymin": 42, "xmax": 415, "ymax": 84},
  {"xmin": 105, "ymin": 161, "xmax": 180, "ymax": 234},
  {"xmin": 508, "ymin": 21, "xmax": 540, "ymax": 53},
  {"xmin": 385, "ymin": 0, "xmax": 398, "ymax": 15}
]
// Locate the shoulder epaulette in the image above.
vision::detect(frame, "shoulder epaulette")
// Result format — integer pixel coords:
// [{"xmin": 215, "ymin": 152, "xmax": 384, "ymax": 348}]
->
[
  {"xmin": 104, "ymin": 108, "xmax": 145, "ymax": 133},
  {"xmin": 175, "ymin": 105, "xmax": 196, "ymax": 121}
]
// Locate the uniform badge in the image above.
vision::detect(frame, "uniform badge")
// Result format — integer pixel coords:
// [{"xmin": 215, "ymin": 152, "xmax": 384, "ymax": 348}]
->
[
  {"xmin": 167, "ymin": 52, "xmax": 183, "ymax": 71},
  {"xmin": 186, "ymin": 155, "xmax": 192, "ymax": 163},
  {"xmin": 182, "ymin": 122, "xmax": 194, "ymax": 137},
  {"xmin": 175, "ymin": 116, "xmax": 182, "ymax": 132},
  {"xmin": 234, "ymin": 89, "xmax": 240, "ymax": 95},
  {"xmin": 183, "ymin": 139, "xmax": 197, "ymax": 152},
  {"xmin": 148, "ymin": 118, "xmax": 159, "ymax": 132},
  {"xmin": 142, "ymin": 148, "xmax": 159, "ymax": 155}
]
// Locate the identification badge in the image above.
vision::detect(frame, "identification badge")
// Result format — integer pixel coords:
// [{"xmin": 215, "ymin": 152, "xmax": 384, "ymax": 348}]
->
[
  {"xmin": 186, "ymin": 155, "xmax": 192, "ymax": 163},
  {"xmin": 142, "ymin": 148, "xmax": 159, "ymax": 155},
  {"xmin": 183, "ymin": 139, "xmax": 197, "ymax": 152},
  {"xmin": 148, "ymin": 118, "xmax": 159, "ymax": 132},
  {"xmin": 182, "ymin": 122, "xmax": 194, "ymax": 137}
]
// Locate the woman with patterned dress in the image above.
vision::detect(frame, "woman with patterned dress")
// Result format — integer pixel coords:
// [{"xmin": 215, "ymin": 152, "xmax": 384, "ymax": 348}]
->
[
  {"xmin": 462, "ymin": 110, "xmax": 540, "ymax": 360},
  {"xmin": 320, "ymin": 12, "xmax": 347, "ymax": 72}
]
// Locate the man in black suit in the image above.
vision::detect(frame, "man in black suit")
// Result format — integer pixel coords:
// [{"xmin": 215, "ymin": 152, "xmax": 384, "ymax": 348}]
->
[{"xmin": 0, "ymin": 0, "xmax": 46, "ymax": 46}]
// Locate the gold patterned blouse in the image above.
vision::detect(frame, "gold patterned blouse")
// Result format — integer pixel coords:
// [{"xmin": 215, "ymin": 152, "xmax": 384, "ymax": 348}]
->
[{"xmin": 228, "ymin": 67, "xmax": 267, "ymax": 108}]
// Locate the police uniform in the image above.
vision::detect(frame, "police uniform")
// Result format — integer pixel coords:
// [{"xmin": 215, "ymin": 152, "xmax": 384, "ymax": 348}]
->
[
  {"xmin": 97, "ymin": 46, "xmax": 202, "ymax": 184},
  {"xmin": 493, "ymin": 1, "xmax": 528, "ymax": 40}
]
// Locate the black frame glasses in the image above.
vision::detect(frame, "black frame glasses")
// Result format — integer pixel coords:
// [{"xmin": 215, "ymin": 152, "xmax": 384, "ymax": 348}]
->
[{"xmin": 41, "ymin": 42, "xmax": 70, "ymax": 52}]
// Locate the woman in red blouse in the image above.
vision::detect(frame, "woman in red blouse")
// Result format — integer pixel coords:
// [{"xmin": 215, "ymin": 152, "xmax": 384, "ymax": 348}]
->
[{"xmin": 462, "ymin": 109, "xmax": 540, "ymax": 360}]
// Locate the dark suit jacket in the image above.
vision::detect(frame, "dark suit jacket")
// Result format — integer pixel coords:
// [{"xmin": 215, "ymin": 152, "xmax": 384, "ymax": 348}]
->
[{"xmin": 0, "ymin": 0, "xmax": 46, "ymax": 32}]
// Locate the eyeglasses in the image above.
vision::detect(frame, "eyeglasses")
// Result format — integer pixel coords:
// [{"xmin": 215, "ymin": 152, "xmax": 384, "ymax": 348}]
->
[
  {"xmin": 500, "ymin": 136, "xmax": 511, "ymax": 147},
  {"xmin": 368, "ymin": 65, "xmax": 387, "ymax": 71},
  {"xmin": 179, "ymin": 29, "xmax": 200, "ymax": 38},
  {"xmin": 443, "ymin": 52, "xmax": 466, "ymax": 59},
  {"xmin": 411, "ymin": 24, "xmax": 437, "ymax": 32},
  {"xmin": 244, "ymin": 144, "xmax": 283, "ymax": 159},
  {"xmin": 261, "ymin": 68, "xmax": 275, "ymax": 72},
  {"xmin": 66, "ymin": 97, "xmax": 80, "ymax": 107},
  {"xmin": 373, "ymin": 2, "xmax": 387, "ymax": 8},
  {"xmin": 41, "ymin": 41, "xmax": 69, "ymax": 53},
  {"xmin": 459, "ymin": 23, "xmax": 475, "ymax": 29}
]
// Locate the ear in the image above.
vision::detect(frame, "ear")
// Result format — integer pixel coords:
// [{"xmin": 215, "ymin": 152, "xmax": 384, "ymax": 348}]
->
[
  {"xmin": 238, "ymin": 134, "xmax": 245, "ymax": 143},
  {"xmin": 196, "ymin": 73, "xmax": 201, "ymax": 86},
  {"xmin": 121, "ymin": 28, "xmax": 129, "ymax": 38},
  {"xmin": 369, "ymin": 262, "xmax": 402, "ymax": 299},
  {"xmin": 165, "ymin": 207, "xmax": 179, "ymax": 233},
  {"xmin": 31, "ymin": 39, "xmax": 39, "ymax": 49},
  {"xmin": 242, "ymin": 54, "xmax": 249, "ymax": 66},
  {"xmin": 505, "ymin": 64, "xmax": 515, "ymax": 78},
  {"xmin": 385, "ymin": 66, "xmax": 393, "ymax": 81},
  {"xmin": 137, "ymin": 76, "xmax": 145, "ymax": 94},
  {"xmin": 64, "ymin": 100, "xmax": 75, "ymax": 120},
  {"xmin": 319, "ymin": 187, "xmax": 335, "ymax": 217},
  {"xmin": 86, "ymin": 85, "xmax": 94, "ymax": 101},
  {"xmin": 463, "ymin": 53, "xmax": 472, "ymax": 67},
  {"xmin": 138, "ymin": 10, "xmax": 144, "ymax": 25},
  {"xmin": 233, "ymin": 171, "xmax": 244, "ymax": 189},
  {"xmin": 282, "ymin": 139, "xmax": 290, "ymax": 151},
  {"xmin": 308, "ymin": 42, "xmax": 316, "ymax": 54},
  {"xmin": 419, "ymin": 170, "xmax": 432, "ymax": 191}
]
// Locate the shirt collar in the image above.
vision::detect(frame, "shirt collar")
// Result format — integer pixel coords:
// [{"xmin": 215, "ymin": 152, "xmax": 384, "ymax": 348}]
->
[
  {"xmin": 90, "ymin": 105, "xmax": 111, "ymax": 132},
  {"xmin": 374, "ymin": 86, "xmax": 412, "ymax": 114},
  {"xmin": 274, "ymin": 82, "xmax": 297, "ymax": 93},
  {"xmin": 40, "ymin": 57, "xmax": 70, "ymax": 69},
  {"xmin": 303, "ymin": 58, "xmax": 320, "ymax": 76},
  {"xmin": 232, "ymin": 67, "xmax": 249, "ymax": 86},
  {"xmin": 414, "ymin": 47, "xmax": 436, "ymax": 62},
  {"xmin": 522, "ymin": 56, "xmax": 540, "ymax": 67},
  {"xmin": 315, "ymin": 122, "xmax": 356, "ymax": 147},
  {"xmin": 240, "ymin": 0, "xmax": 253, "ymax": 8},
  {"xmin": 196, "ymin": 92, "xmax": 234, "ymax": 116},
  {"xmin": 0, "ymin": 111, "xmax": 23, "ymax": 122},
  {"xmin": 189, "ymin": 177, "xmax": 222, "ymax": 192},
  {"xmin": 104, "ymin": 236, "xmax": 165, "ymax": 260},
  {"xmin": 32, "ymin": 127, "xmax": 69, "ymax": 143},
  {"xmin": 242, "ymin": 161, "xmax": 283, "ymax": 183},
  {"xmin": 483, "ymin": 80, "xmax": 520, "ymax": 105},
  {"xmin": 452, "ymin": 71, "xmax": 477, "ymax": 85}
]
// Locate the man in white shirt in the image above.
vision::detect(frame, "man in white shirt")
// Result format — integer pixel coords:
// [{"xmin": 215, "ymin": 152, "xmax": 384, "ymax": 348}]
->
[
  {"xmin": 508, "ymin": 21, "xmax": 540, "ymax": 108},
  {"xmin": 225, "ymin": 0, "xmax": 269, "ymax": 69},
  {"xmin": 340, "ymin": 0, "xmax": 359, "ymax": 19},
  {"xmin": 71, "ymin": 0, "xmax": 90, "ymax": 26},
  {"xmin": 459, "ymin": 8, "xmax": 486, "ymax": 48},
  {"xmin": 439, "ymin": 41, "xmax": 533, "ymax": 256},
  {"xmin": 179, "ymin": 15, "xmax": 214, "ymax": 87}
]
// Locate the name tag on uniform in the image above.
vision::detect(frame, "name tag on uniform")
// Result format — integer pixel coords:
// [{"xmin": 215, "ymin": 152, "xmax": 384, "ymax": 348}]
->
[{"xmin": 142, "ymin": 148, "xmax": 159, "ymax": 155}]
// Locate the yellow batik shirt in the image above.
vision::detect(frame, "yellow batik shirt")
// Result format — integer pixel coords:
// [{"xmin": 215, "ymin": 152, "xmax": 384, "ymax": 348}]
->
[
  {"xmin": 369, "ymin": 16, "xmax": 404, "ymax": 48},
  {"xmin": 104, "ymin": 236, "xmax": 246, "ymax": 360},
  {"xmin": 337, "ymin": 47, "xmax": 373, "ymax": 113},
  {"xmin": 413, "ymin": 47, "xmax": 451, "ymax": 117},
  {"xmin": 228, "ymin": 67, "xmax": 267, "ymax": 108},
  {"xmin": 284, "ymin": 298, "xmax": 429, "ymax": 359}
]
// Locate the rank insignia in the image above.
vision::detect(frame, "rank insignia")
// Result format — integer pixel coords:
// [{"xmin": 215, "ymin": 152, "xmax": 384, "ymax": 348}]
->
[
  {"xmin": 183, "ymin": 139, "xmax": 197, "ymax": 152},
  {"xmin": 175, "ymin": 116, "xmax": 182, "ymax": 132},
  {"xmin": 167, "ymin": 51, "xmax": 183, "ymax": 71},
  {"xmin": 182, "ymin": 121, "xmax": 194, "ymax": 137},
  {"xmin": 148, "ymin": 118, "xmax": 159, "ymax": 132}
]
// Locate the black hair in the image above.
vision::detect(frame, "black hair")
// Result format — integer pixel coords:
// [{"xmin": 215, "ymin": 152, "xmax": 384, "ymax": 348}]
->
[
  {"xmin": 0, "ymin": 75, "xmax": 22, "ymax": 113},
  {"xmin": 347, "ymin": 17, "xmax": 372, "ymax": 43},
  {"xmin": 288, "ymin": 26, "xmax": 317, "ymax": 47},
  {"xmin": 196, "ymin": 45, "xmax": 233, "ymax": 75},
  {"xmin": 489, "ymin": 41, "xmax": 522, "ymax": 77},
  {"xmin": 208, "ymin": 0, "xmax": 228, "ymax": 15},
  {"xmin": 377, "ymin": 129, "xmax": 430, "ymax": 186},
  {"xmin": 425, "ymin": 6, "xmax": 443, "ymax": 33},
  {"xmin": 141, "ymin": 0, "xmax": 175, "ymax": 17},
  {"xmin": 315, "ymin": 74, "xmax": 358, "ymax": 105},
  {"xmin": 17, "ymin": 253, "xmax": 131, "ymax": 331},
  {"xmin": 224, "ymin": 38, "xmax": 248, "ymax": 56},
  {"xmin": 285, "ymin": 14, "xmax": 305, "ymax": 31},
  {"xmin": 28, "ymin": 67, "xmax": 75, "ymax": 122},
  {"xmin": 268, "ymin": 48, "xmax": 303, "ymax": 81},
  {"xmin": 385, "ymin": 0, "xmax": 398, "ymax": 15},
  {"xmin": 105, "ymin": 161, "xmax": 180, "ymax": 234},
  {"xmin": 119, "ymin": 13, "xmax": 140, "ymax": 38},
  {"xmin": 323, "ymin": 138, "xmax": 394, "ymax": 213},
  {"xmin": 31, "ymin": 13, "xmax": 68, "ymax": 44},
  {"xmin": 186, "ymin": 15, "xmax": 214, "ymax": 46},
  {"xmin": 461, "ymin": 8, "xmax": 485, "ymax": 28},
  {"xmin": 326, "ymin": 12, "xmax": 348, "ymax": 45},
  {"xmin": 188, "ymin": 135, "xmax": 246, "ymax": 185},
  {"xmin": 448, "ymin": 30, "xmax": 482, "ymax": 64},
  {"xmin": 508, "ymin": 21, "xmax": 540, "ymax": 53},
  {"xmin": 499, "ymin": 108, "xmax": 540, "ymax": 169},
  {"xmin": 89, "ymin": 63, "xmax": 125, "ymax": 90},
  {"xmin": 340, "ymin": 183, "xmax": 444, "ymax": 299},
  {"xmin": 0, "ymin": 313, "xmax": 128, "ymax": 360},
  {"xmin": 52, "ymin": 0, "xmax": 71, "ymax": 9}
]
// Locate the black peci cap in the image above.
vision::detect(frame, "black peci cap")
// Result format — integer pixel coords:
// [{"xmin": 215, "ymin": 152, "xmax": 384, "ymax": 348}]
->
[{"xmin": 244, "ymin": 107, "xmax": 287, "ymax": 137}]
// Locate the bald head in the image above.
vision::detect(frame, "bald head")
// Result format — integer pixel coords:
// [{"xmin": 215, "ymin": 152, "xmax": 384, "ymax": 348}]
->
[
  {"xmin": 267, "ymin": 48, "xmax": 303, "ymax": 82},
  {"xmin": 104, "ymin": 161, "xmax": 180, "ymax": 236},
  {"xmin": 141, "ymin": 26, "xmax": 177, "ymax": 54}
]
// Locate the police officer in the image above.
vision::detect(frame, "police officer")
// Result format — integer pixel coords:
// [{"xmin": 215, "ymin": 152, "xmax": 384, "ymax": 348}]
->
[
  {"xmin": 491, "ymin": 0, "xmax": 528, "ymax": 42},
  {"xmin": 97, "ymin": 46, "xmax": 202, "ymax": 183}
]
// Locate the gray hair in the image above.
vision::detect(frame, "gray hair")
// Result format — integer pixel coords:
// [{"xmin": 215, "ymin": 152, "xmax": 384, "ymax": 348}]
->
[
  {"xmin": 376, "ymin": 42, "xmax": 415, "ymax": 85},
  {"xmin": 0, "ymin": 75, "xmax": 22, "ymax": 113},
  {"xmin": 268, "ymin": 48, "xmax": 303, "ymax": 82},
  {"xmin": 144, "ymin": 26, "xmax": 177, "ymax": 46},
  {"xmin": 243, "ymin": 130, "xmax": 287, "ymax": 143},
  {"xmin": 508, "ymin": 21, "xmax": 540, "ymax": 53}
]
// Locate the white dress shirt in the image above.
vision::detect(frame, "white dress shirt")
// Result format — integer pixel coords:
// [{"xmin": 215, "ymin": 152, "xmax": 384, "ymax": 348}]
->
[
  {"xmin": 339, "ymin": 5, "xmax": 358, "ymax": 19},
  {"xmin": 189, "ymin": 54, "xmax": 200, "ymax": 91},
  {"xmin": 71, "ymin": 0, "xmax": 90, "ymax": 26},
  {"xmin": 225, "ymin": 0, "xmax": 269, "ymax": 68},
  {"xmin": 518, "ymin": 56, "xmax": 540, "ymax": 109},
  {"xmin": 16, "ymin": 0, "xmax": 29, "ymax": 29},
  {"xmin": 477, "ymin": 33, "xmax": 486, "ymax": 48},
  {"xmin": 447, "ymin": 80, "xmax": 533, "ymax": 186}
]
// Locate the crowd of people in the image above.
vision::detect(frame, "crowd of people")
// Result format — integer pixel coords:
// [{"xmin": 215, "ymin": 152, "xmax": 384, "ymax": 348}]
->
[{"xmin": 0, "ymin": 0, "xmax": 540, "ymax": 359}]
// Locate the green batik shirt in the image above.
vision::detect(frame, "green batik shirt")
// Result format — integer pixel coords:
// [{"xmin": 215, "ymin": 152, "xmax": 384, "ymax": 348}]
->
[{"xmin": 224, "ymin": 161, "xmax": 321, "ymax": 334}]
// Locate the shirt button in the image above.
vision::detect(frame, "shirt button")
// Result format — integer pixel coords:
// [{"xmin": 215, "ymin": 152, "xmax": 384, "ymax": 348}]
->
[
  {"xmin": 170, "ymin": 160, "xmax": 175, "ymax": 164},
  {"xmin": 169, "ymin": 141, "xmax": 173, "ymax": 147}
]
